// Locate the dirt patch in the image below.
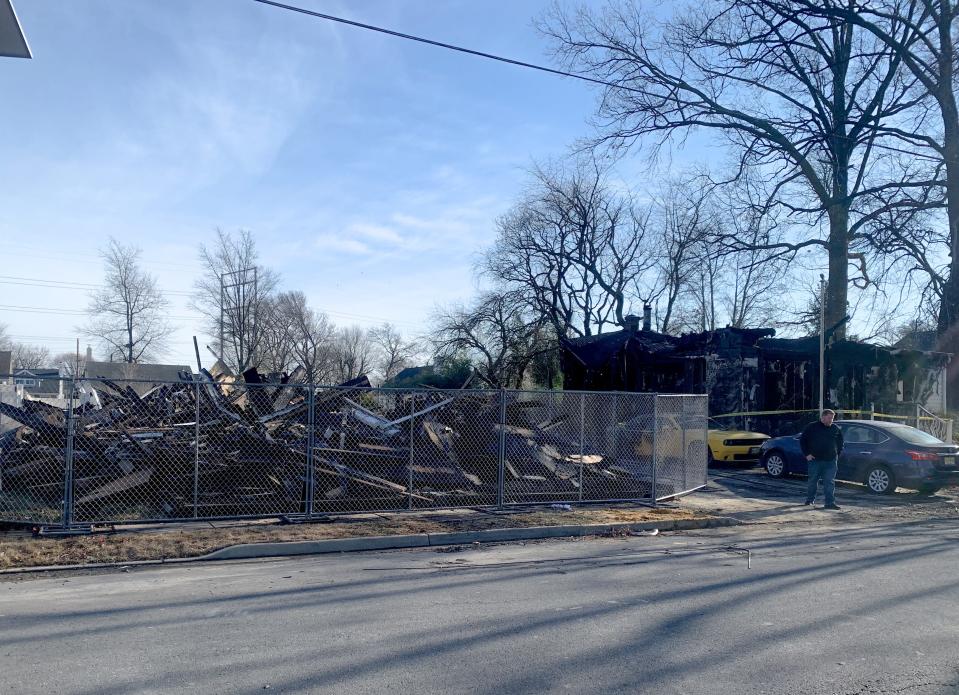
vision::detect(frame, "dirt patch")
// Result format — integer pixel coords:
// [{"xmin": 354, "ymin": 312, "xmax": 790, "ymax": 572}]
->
[{"xmin": 0, "ymin": 506, "xmax": 699, "ymax": 570}]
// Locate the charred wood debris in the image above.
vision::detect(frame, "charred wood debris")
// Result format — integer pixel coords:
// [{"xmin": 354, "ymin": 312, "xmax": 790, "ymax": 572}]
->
[{"xmin": 0, "ymin": 364, "xmax": 655, "ymax": 521}]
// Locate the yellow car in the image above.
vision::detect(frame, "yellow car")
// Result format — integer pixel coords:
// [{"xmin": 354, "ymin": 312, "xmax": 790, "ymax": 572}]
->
[{"xmin": 707, "ymin": 418, "xmax": 770, "ymax": 465}]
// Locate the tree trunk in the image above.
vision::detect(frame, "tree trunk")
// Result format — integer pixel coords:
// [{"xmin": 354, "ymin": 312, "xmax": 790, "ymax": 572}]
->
[
  {"xmin": 938, "ymin": 116, "xmax": 959, "ymax": 400},
  {"xmin": 826, "ymin": 203, "xmax": 850, "ymax": 340}
]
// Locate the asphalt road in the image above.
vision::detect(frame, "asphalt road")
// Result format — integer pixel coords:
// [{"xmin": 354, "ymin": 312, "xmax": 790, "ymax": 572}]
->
[{"xmin": 3, "ymin": 521, "xmax": 959, "ymax": 695}]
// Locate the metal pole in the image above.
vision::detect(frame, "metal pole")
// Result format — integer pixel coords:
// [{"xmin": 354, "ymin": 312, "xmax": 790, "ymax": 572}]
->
[
  {"xmin": 193, "ymin": 380, "xmax": 200, "ymax": 519},
  {"xmin": 408, "ymin": 391, "xmax": 415, "ymax": 511},
  {"xmin": 306, "ymin": 386, "xmax": 315, "ymax": 518},
  {"xmin": 578, "ymin": 392, "xmax": 585, "ymax": 502},
  {"xmin": 651, "ymin": 394, "xmax": 658, "ymax": 506},
  {"xmin": 681, "ymin": 397, "xmax": 688, "ymax": 492},
  {"xmin": 497, "ymin": 388, "xmax": 507, "ymax": 507},
  {"xmin": 819, "ymin": 274, "xmax": 826, "ymax": 414},
  {"xmin": 63, "ymin": 378, "xmax": 76, "ymax": 528}
]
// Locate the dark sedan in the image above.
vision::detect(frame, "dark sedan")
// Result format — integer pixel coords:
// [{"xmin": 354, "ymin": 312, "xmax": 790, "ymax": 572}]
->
[{"xmin": 759, "ymin": 420, "xmax": 959, "ymax": 494}]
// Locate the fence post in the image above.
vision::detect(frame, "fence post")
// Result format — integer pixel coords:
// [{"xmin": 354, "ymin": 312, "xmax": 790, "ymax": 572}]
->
[
  {"xmin": 916, "ymin": 403, "xmax": 922, "ymax": 430},
  {"xmin": 578, "ymin": 392, "xmax": 585, "ymax": 502},
  {"xmin": 497, "ymin": 388, "xmax": 507, "ymax": 507},
  {"xmin": 306, "ymin": 385, "xmax": 315, "ymax": 519},
  {"xmin": 62, "ymin": 378, "xmax": 76, "ymax": 528},
  {"xmin": 193, "ymin": 380, "xmax": 200, "ymax": 519},
  {"xmin": 681, "ymin": 397, "xmax": 688, "ymax": 493},
  {"xmin": 869, "ymin": 403, "xmax": 875, "ymax": 421},
  {"xmin": 651, "ymin": 394, "xmax": 658, "ymax": 507},
  {"xmin": 408, "ymin": 392, "xmax": 415, "ymax": 511}
]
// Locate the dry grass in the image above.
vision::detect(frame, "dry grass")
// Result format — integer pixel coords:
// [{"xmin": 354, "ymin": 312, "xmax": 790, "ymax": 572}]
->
[{"xmin": 0, "ymin": 506, "xmax": 701, "ymax": 570}]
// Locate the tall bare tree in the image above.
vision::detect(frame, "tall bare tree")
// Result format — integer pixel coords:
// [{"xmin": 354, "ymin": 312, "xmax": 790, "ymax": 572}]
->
[
  {"xmin": 430, "ymin": 293, "xmax": 552, "ymax": 388},
  {"xmin": 787, "ymin": 0, "xmax": 958, "ymax": 384},
  {"xmin": 261, "ymin": 291, "xmax": 337, "ymax": 382},
  {"xmin": 543, "ymin": 0, "xmax": 922, "ymax": 338},
  {"xmin": 483, "ymin": 156, "xmax": 654, "ymax": 337},
  {"xmin": 333, "ymin": 325, "xmax": 376, "ymax": 383},
  {"xmin": 191, "ymin": 229, "xmax": 280, "ymax": 373},
  {"xmin": 369, "ymin": 322, "xmax": 416, "ymax": 383},
  {"xmin": 12, "ymin": 343, "xmax": 51, "ymax": 370},
  {"xmin": 81, "ymin": 239, "xmax": 173, "ymax": 363}
]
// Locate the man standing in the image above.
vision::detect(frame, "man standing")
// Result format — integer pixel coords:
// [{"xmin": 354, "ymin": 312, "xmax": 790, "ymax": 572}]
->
[{"xmin": 800, "ymin": 409, "xmax": 844, "ymax": 510}]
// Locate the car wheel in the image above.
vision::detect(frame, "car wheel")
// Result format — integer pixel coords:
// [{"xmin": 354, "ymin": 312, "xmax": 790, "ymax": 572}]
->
[
  {"xmin": 864, "ymin": 464, "xmax": 896, "ymax": 494},
  {"xmin": 764, "ymin": 451, "xmax": 787, "ymax": 478}
]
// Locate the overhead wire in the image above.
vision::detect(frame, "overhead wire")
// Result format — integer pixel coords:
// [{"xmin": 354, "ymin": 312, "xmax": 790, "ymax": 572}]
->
[{"xmin": 248, "ymin": 0, "xmax": 639, "ymax": 94}]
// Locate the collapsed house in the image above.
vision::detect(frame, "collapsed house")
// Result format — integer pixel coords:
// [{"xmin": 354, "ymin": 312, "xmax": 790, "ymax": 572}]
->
[
  {"xmin": 561, "ymin": 314, "xmax": 952, "ymax": 434},
  {"xmin": 0, "ymin": 363, "xmax": 693, "ymax": 524}
]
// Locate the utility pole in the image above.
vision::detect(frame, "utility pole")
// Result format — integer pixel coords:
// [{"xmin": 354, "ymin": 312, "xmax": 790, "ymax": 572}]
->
[{"xmin": 819, "ymin": 274, "xmax": 826, "ymax": 414}]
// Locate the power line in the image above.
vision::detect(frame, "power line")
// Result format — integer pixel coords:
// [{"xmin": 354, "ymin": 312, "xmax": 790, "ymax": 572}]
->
[
  {"xmin": 0, "ymin": 276, "xmax": 194, "ymax": 297},
  {"xmin": 249, "ymin": 0, "xmax": 639, "ymax": 95}
]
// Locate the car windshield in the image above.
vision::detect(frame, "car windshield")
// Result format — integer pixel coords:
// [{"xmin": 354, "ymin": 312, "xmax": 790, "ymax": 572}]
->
[
  {"xmin": 886, "ymin": 425, "xmax": 945, "ymax": 446},
  {"xmin": 707, "ymin": 418, "xmax": 730, "ymax": 431}
]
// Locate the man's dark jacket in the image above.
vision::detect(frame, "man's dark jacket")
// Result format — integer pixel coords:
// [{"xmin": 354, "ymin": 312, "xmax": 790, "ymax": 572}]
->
[{"xmin": 800, "ymin": 421, "xmax": 844, "ymax": 461}]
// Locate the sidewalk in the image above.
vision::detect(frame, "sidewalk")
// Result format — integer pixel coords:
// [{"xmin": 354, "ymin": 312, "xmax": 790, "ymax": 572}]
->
[{"xmin": 0, "ymin": 504, "xmax": 721, "ymax": 571}]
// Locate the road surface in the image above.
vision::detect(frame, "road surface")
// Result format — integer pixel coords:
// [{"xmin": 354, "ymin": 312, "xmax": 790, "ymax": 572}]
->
[{"xmin": 3, "ymin": 520, "xmax": 959, "ymax": 694}]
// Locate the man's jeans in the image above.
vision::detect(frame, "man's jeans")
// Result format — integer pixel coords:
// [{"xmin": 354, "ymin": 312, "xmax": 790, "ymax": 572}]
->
[{"xmin": 806, "ymin": 459, "xmax": 837, "ymax": 506}]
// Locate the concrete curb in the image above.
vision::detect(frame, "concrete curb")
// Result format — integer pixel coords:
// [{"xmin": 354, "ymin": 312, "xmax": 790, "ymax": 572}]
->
[{"xmin": 0, "ymin": 516, "xmax": 741, "ymax": 574}]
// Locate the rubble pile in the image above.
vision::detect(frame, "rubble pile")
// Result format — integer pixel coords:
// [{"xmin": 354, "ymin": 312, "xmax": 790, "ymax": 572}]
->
[{"xmin": 0, "ymin": 367, "xmax": 658, "ymax": 523}]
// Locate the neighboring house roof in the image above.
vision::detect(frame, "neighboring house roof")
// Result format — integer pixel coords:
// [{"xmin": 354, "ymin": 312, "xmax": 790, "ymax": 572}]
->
[
  {"xmin": 13, "ymin": 367, "xmax": 60, "ymax": 378},
  {"xmin": 563, "ymin": 326, "xmax": 776, "ymax": 369},
  {"xmin": 83, "ymin": 361, "xmax": 192, "ymax": 395}
]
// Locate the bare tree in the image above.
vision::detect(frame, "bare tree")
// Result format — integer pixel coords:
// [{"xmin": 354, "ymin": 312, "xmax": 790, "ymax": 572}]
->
[
  {"xmin": 644, "ymin": 179, "xmax": 715, "ymax": 333},
  {"xmin": 51, "ymin": 350, "xmax": 88, "ymax": 377},
  {"xmin": 11, "ymin": 343, "xmax": 51, "ymax": 370},
  {"xmin": 430, "ymin": 293, "xmax": 552, "ymax": 388},
  {"xmin": 789, "ymin": 0, "xmax": 959, "ymax": 348},
  {"xmin": 543, "ymin": 0, "xmax": 923, "ymax": 338},
  {"xmin": 191, "ymin": 229, "xmax": 280, "ymax": 373},
  {"xmin": 369, "ymin": 323, "xmax": 416, "ymax": 383},
  {"xmin": 81, "ymin": 238, "xmax": 173, "ymax": 363},
  {"xmin": 333, "ymin": 325, "xmax": 376, "ymax": 383},
  {"xmin": 263, "ymin": 291, "xmax": 337, "ymax": 383},
  {"xmin": 483, "ymin": 155, "xmax": 655, "ymax": 337}
]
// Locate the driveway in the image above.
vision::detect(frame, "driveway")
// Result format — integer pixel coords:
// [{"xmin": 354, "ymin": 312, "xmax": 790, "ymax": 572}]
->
[{"xmin": 680, "ymin": 463, "xmax": 959, "ymax": 527}]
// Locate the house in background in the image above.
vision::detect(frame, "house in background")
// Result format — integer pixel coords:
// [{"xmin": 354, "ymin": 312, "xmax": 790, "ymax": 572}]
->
[
  {"xmin": 561, "ymin": 314, "xmax": 951, "ymax": 434},
  {"xmin": 11, "ymin": 367, "xmax": 63, "ymax": 397},
  {"xmin": 82, "ymin": 360, "xmax": 193, "ymax": 396}
]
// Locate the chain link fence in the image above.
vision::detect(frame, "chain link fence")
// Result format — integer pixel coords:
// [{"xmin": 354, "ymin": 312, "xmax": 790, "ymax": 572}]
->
[{"xmin": 0, "ymin": 376, "xmax": 708, "ymax": 528}]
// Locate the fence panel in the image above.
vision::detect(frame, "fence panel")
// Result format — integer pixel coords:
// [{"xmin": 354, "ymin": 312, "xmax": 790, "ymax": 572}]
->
[
  {"xmin": 0, "ymin": 375, "xmax": 711, "ymax": 526},
  {"xmin": 0, "ymin": 377, "xmax": 68, "ymax": 525},
  {"xmin": 502, "ymin": 390, "xmax": 583, "ymax": 504},
  {"xmin": 661, "ymin": 395, "xmax": 708, "ymax": 499},
  {"xmin": 580, "ymin": 391, "xmax": 657, "ymax": 502}
]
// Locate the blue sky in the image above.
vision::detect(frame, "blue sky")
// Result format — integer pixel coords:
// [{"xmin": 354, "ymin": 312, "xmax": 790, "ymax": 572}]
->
[
  {"xmin": 1, "ymin": 0, "xmax": 626, "ymax": 366},
  {"xmin": 0, "ymin": 0, "xmax": 732, "ymax": 368}
]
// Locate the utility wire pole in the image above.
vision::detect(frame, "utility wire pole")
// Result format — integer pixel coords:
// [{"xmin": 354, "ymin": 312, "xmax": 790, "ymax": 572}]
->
[{"xmin": 819, "ymin": 274, "xmax": 826, "ymax": 414}]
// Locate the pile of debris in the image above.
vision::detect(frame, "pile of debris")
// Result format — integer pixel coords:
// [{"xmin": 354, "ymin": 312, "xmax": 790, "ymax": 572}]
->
[{"xmin": 0, "ymin": 366, "xmax": 659, "ymax": 523}]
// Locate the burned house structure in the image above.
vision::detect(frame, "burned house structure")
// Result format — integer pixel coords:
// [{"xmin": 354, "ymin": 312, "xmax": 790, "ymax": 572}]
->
[{"xmin": 561, "ymin": 314, "xmax": 951, "ymax": 435}]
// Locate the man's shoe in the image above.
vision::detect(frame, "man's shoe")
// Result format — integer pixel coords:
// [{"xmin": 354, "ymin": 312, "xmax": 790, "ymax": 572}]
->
[
  {"xmin": 823, "ymin": 504, "xmax": 841, "ymax": 510},
  {"xmin": 803, "ymin": 500, "xmax": 813, "ymax": 505}
]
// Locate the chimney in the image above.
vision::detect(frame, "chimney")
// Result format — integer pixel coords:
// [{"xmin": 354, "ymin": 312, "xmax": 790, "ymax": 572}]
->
[
  {"xmin": 623, "ymin": 314, "xmax": 640, "ymax": 334},
  {"xmin": 85, "ymin": 345, "xmax": 93, "ymax": 361},
  {"xmin": 642, "ymin": 304, "xmax": 652, "ymax": 331}
]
